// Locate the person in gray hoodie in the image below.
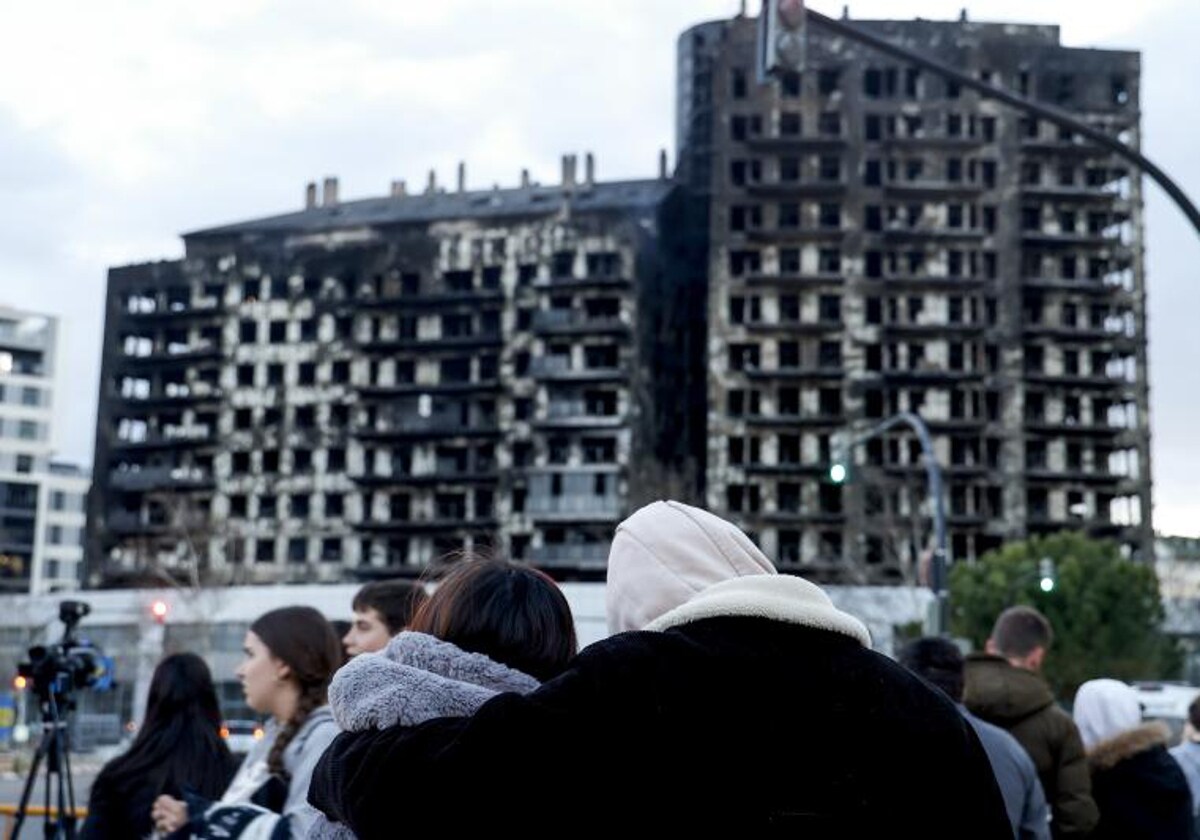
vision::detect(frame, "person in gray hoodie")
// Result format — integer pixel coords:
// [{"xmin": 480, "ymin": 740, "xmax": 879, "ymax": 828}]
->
[
  {"xmin": 310, "ymin": 557, "xmax": 578, "ymax": 839},
  {"xmin": 310, "ymin": 500, "xmax": 1011, "ymax": 837}
]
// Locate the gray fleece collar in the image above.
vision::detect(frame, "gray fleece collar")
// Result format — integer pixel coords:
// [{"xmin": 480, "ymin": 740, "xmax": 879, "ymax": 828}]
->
[{"xmin": 328, "ymin": 631, "xmax": 541, "ymax": 732}]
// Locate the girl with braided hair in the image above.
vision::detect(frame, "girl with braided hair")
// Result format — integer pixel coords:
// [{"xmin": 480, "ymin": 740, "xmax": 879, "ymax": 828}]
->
[{"xmin": 151, "ymin": 606, "xmax": 341, "ymax": 839}]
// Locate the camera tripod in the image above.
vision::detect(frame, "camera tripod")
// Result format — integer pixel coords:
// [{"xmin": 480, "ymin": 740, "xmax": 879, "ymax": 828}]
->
[{"xmin": 11, "ymin": 689, "xmax": 79, "ymax": 839}]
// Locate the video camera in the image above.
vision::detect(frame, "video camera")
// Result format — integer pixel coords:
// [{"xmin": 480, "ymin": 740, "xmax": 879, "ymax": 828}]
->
[{"xmin": 17, "ymin": 600, "xmax": 108, "ymax": 702}]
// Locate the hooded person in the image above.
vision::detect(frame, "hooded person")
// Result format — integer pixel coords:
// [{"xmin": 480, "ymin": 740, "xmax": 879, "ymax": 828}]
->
[
  {"xmin": 1073, "ymin": 679, "xmax": 1193, "ymax": 840},
  {"xmin": 309, "ymin": 501, "xmax": 1010, "ymax": 837}
]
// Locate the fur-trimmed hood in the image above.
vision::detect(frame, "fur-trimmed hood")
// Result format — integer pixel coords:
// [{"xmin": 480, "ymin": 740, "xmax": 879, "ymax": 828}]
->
[{"xmin": 1087, "ymin": 721, "xmax": 1171, "ymax": 772}]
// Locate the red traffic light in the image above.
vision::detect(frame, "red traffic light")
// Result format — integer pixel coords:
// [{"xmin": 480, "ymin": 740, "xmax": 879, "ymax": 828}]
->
[{"xmin": 151, "ymin": 600, "xmax": 169, "ymax": 623}]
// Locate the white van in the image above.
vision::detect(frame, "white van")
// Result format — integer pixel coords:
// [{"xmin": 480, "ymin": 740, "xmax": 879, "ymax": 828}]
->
[{"xmin": 1129, "ymin": 682, "xmax": 1200, "ymax": 743}]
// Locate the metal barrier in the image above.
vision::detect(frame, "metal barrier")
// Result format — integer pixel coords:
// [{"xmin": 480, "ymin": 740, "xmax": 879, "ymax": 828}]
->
[{"xmin": 0, "ymin": 804, "xmax": 87, "ymax": 839}]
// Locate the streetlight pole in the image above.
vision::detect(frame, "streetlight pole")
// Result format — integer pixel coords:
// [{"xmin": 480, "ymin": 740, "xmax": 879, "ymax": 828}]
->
[{"xmin": 833, "ymin": 412, "xmax": 949, "ymax": 634}]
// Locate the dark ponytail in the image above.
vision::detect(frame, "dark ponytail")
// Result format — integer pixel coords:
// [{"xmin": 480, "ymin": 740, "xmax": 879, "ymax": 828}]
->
[{"xmin": 249, "ymin": 606, "xmax": 341, "ymax": 780}]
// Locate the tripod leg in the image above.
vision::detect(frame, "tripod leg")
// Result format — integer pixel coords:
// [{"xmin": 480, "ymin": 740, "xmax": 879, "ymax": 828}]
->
[
  {"xmin": 44, "ymin": 720, "xmax": 57, "ymax": 839},
  {"xmin": 10, "ymin": 723, "xmax": 50, "ymax": 838},
  {"xmin": 59, "ymin": 726, "xmax": 76, "ymax": 840}
]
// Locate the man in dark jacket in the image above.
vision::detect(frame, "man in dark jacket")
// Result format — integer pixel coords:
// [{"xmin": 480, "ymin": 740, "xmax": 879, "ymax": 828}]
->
[
  {"xmin": 310, "ymin": 501, "xmax": 1010, "ymax": 837},
  {"xmin": 965, "ymin": 606, "xmax": 1099, "ymax": 838}
]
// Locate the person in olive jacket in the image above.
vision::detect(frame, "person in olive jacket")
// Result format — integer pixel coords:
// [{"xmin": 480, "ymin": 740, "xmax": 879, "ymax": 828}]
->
[
  {"xmin": 965, "ymin": 606, "xmax": 1099, "ymax": 838},
  {"xmin": 310, "ymin": 501, "xmax": 1011, "ymax": 837}
]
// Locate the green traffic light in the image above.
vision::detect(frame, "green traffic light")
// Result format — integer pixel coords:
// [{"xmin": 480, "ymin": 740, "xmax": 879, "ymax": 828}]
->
[
  {"xmin": 1039, "ymin": 577, "xmax": 1054, "ymax": 593},
  {"xmin": 829, "ymin": 463, "xmax": 847, "ymax": 483}
]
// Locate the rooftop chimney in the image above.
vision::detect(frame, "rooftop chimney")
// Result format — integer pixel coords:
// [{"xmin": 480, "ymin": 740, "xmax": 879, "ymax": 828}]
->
[
  {"xmin": 584, "ymin": 152, "xmax": 595, "ymax": 187},
  {"xmin": 322, "ymin": 177, "xmax": 339, "ymax": 207},
  {"xmin": 959, "ymin": 8, "xmax": 968, "ymax": 22},
  {"xmin": 426, "ymin": 169, "xmax": 437, "ymax": 194},
  {"xmin": 561, "ymin": 154, "xmax": 577, "ymax": 190},
  {"xmin": 305, "ymin": 182, "xmax": 317, "ymax": 209},
  {"xmin": 391, "ymin": 180, "xmax": 407, "ymax": 198},
  {"xmin": 457, "ymin": 161, "xmax": 466, "ymax": 193},
  {"xmin": 658, "ymin": 149, "xmax": 669, "ymax": 180}
]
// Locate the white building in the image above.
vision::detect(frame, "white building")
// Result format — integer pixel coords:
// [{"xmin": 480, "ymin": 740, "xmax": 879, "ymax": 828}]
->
[{"xmin": 0, "ymin": 306, "xmax": 90, "ymax": 593}]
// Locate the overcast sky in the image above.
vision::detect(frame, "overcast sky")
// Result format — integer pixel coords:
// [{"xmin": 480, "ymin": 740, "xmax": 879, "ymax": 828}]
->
[{"xmin": 2, "ymin": 0, "xmax": 1196, "ymax": 536}]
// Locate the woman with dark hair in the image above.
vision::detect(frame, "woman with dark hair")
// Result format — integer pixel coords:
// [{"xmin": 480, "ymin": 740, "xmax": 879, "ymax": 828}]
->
[
  {"xmin": 310, "ymin": 557, "xmax": 576, "ymax": 839},
  {"xmin": 80, "ymin": 653, "xmax": 237, "ymax": 839},
  {"xmin": 151, "ymin": 606, "xmax": 341, "ymax": 839},
  {"xmin": 409, "ymin": 558, "xmax": 576, "ymax": 681}
]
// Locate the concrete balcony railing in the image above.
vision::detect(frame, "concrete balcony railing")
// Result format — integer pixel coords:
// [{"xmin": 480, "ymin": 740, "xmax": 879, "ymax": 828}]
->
[
  {"xmin": 540, "ymin": 402, "xmax": 623, "ymax": 426},
  {"xmin": 525, "ymin": 495, "xmax": 620, "ymax": 519},
  {"xmin": 532, "ymin": 310, "xmax": 628, "ymax": 334},
  {"xmin": 529, "ymin": 356, "xmax": 572, "ymax": 376},
  {"xmin": 109, "ymin": 465, "xmax": 213, "ymax": 490},
  {"xmin": 529, "ymin": 542, "xmax": 611, "ymax": 568}
]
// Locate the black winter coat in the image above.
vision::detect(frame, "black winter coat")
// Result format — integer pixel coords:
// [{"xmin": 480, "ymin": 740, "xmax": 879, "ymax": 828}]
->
[
  {"xmin": 80, "ymin": 749, "xmax": 238, "ymax": 839},
  {"xmin": 310, "ymin": 616, "xmax": 1011, "ymax": 837},
  {"xmin": 1088, "ymin": 722, "xmax": 1193, "ymax": 840}
]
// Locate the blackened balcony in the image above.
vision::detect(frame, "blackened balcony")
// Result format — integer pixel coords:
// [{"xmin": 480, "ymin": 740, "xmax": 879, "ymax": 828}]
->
[
  {"xmin": 109, "ymin": 465, "xmax": 215, "ymax": 491},
  {"xmin": 1021, "ymin": 276, "xmax": 1134, "ymax": 297},
  {"xmin": 356, "ymin": 411, "xmax": 501, "ymax": 440},
  {"xmin": 743, "ymin": 180, "xmax": 847, "ymax": 198},
  {"xmin": 535, "ymin": 401, "xmax": 624, "ymax": 429},
  {"xmin": 525, "ymin": 494, "xmax": 621, "ymax": 522},
  {"xmin": 529, "ymin": 356, "xmax": 624, "ymax": 383},
  {"xmin": 744, "ymin": 271, "xmax": 843, "ymax": 287},
  {"xmin": 529, "ymin": 542, "xmax": 611, "ymax": 570},
  {"xmin": 109, "ymin": 424, "xmax": 215, "ymax": 451},
  {"xmin": 883, "ymin": 180, "xmax": 986, "ymax": 198},
  {"xmin": 115, "ymin": 341, "xmax": 221, "ymax": 368},
  {"xmin": 106, "ymin": 510, "xmax": 172, "ymax": 534},
  {"xmin": 743, "ymin": 135, "xmax": 847, "ymax": 152},
  {"xmin": 121, "ymin": 297, "xmax": 224, "ymax": 321},
  {"xmin": 531, "ymin": 310, "xmax": 630, "ymax": 336},
  {"xmin": 354, "ymin": 289, "xmax": 504, "ymax": 309}
]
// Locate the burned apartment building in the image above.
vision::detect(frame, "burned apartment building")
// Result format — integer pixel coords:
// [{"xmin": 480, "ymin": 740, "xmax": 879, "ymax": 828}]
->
[
  {"xmin": 87, "ymin": 158, "xmax": 703, "ymax": 586},
  {"xmin": 679, "ymin": 14, "xmax": 1152, "ymax": 581}
]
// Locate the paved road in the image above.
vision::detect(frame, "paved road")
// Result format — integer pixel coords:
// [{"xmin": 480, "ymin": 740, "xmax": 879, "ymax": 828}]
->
[{"xmin": 0, "ymin": 769, "xmax": 97, "ymax": 838}]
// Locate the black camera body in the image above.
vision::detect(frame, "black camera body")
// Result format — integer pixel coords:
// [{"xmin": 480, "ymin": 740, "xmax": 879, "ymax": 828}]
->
[{"xmin": 18, "ymin": 600, "xmax": 106, "ymax": 703}]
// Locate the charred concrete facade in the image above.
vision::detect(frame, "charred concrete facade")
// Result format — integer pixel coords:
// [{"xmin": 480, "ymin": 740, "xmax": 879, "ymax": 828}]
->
[
  {"xmin": 681, "ymin": 16, "xmax": 1151, "ymax": 580},
  {"xmin": 88, "ymin": 166, "xmax": 702, "ymax": 586}
]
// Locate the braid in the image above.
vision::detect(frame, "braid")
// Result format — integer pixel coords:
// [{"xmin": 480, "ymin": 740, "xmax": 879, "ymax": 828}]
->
[{"xmin": 266, "ymin": 684, "xmax": 325, "ymax": 780}]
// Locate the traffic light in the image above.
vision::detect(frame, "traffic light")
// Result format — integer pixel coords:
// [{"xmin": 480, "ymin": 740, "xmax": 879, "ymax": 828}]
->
[
  {"xmin": 151, "ymin": 600, "xmax": 169, "ymax": 624},
  {"xmin": 1038, "ymin": 557, "xmax": 1056, "ymax": 593},
  {"xmin": 757, "ymin": 0, "xmax": 807, "ymax": 82},
  {"xmin": 829, "ymin": 433, "xmax": 850, "ymax": 484}
]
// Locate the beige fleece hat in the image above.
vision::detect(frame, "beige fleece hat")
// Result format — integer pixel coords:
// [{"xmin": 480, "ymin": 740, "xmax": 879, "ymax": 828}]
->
[{"xmin": 605, "ymin": 500, "xmax": 777, "ymax": 633}]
